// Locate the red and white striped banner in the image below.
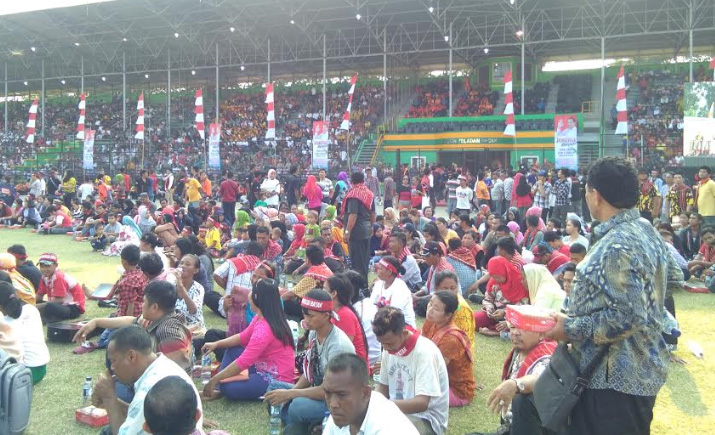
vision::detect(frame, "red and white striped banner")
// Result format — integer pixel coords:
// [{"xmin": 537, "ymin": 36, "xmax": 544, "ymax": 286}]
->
[
  {"xmin": 265, "ymin": 83, "xmax": 276, "ymax": 140},
  {"xmin": 76, "ymin": 93, "xmax": 86, "ymax": 140},
  {"xmin": 134, "ymin": 92, "xmax": 145, "ymax": 140},
  {"xmin": 339, "ymin": 75, "xmax": 358, "ymax": 131},
  {"xmin": 503, "ymin": 70, "xmax": 515, "ymax": 137},
  {"xmin": 195, "ymin": 88, "xmax": 205, "ymax": 140},
  {"xmin": 615, "ymin": 65, "xmax": 628, "ymax": 135},
  {"xmin": 25, "ymin": 99, "xmax": 39, "ymax": 143}
]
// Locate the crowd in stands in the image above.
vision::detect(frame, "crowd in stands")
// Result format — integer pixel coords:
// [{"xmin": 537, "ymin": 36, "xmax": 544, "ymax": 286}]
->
[
  {"xmin": 407, "ymin": 80, "xmax": 450, "ymax": 118},
  {"xmin": 2, "ymin": 154, "xmax": 713, "ymax": 434},
  {"xmin": 454, "ymin": 84, "xmax": 499, "ymax": 117}
]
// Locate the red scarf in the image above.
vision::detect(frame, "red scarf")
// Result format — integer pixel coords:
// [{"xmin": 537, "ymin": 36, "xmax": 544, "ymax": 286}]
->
[
  {"xmin": 262, "ymin": 239, "xmax": 283, "ymax": 261},
  {"xmin": 501, "ymin": 339, "xmax": 557, "ymax": 380},
  {"xmin": 426, "ymin": 258, "xmax": 455, "ymax": 294},
  {"xmin": 305, "ymin": 263, "xmax": 334, "ymax": 282},
  {"xmin": 229, "ymin": 254, "xmax": 261, "ymax": 274},
  {"xmin": 523, "ymin": 228, "xmax": 542, "ymax": 248},
  {"xmin": 671, "ymin": 183, "xmax": 691, "ymax": 211},
  {"xmin": 323, "ymin": 243, "xmax": 339, "ymax": 260},
  {"xmin": 341, "ymin": 182, "xmax": 374, "ymax": 217},
  {"xmin": 487, "ymin": 256, "xmax": 528, "ymax": 303},
  {"xmin": 448, "ymin": 247, "xmax": 477, "ymax": 270},
  {"xmin": 389, "ymin": 327, "xmax": 420, "ymax": 357},
  {"xmin": 396, "ymin": 247, "xmax": 412, "ymax": 263}
]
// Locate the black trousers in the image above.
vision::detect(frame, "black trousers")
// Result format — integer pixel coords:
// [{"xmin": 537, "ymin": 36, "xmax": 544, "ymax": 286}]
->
[
  {"xmin": 193, "ymin": 329, "xmax": 228, "ymax": 362},
  {"xmin": 203, "ymin": 290, "xmax": 224, "ymax": 318},
  {"xmin": 560, "ymin": 389, "xmax": 656, "ymax": 435},
  {"xmin": 222, "ymin": 201, "xmax": 236, "ymax": 227},
  {"xmin": 349, "ymin": 236, "xmax": 370, "ymax": 282},
  {"xmin": 42, "ymin": 303, "xmax": 81, "ymax": 324},
  {"xmin": 510, "ymin": 394, "xmax": 554, "ymax": 435}
]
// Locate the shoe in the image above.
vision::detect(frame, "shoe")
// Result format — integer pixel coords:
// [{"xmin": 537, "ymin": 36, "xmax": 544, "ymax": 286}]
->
[
  {"xmin": 468, "ymin": 293, "xmax": 484, "ymax": 304},
  {"xmin": 98, "ymin": 299, "xmax": 118, "ymax": 309},
  {"xmin": 73, "ymin": 341, "xmax": 98, "ymax": 355}
]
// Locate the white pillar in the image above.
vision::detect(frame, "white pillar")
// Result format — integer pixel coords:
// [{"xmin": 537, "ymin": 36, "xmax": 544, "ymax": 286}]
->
[
  {"xmin": 448, "ymin": 24, "xmax": 453, "ymax": 118},
  {"xmin": 267, "ymin": 38, "xmax": 271, "ymax": 83},
  {"xmin": 167, "ymin": 49, "xmax": 171, "ymax": 136},
  {"xmin": 383, "ymin": 32, "xmax": 388, "ymax": 127},
  {"xmin": 600, "ymin": 37, "xmax": 605, "ymax": 157},
  {"xmin": 215, "ymin": 44, "xmax": 220, "ymax": 123},
  {"xmin": 41, "ymin": 59, "xmax": 45, "ymax": 138},
  {"xmin": 122, "ymin": 52, "xmax": 126, "ymax": 132},
  {"xmin": 323, "ymin": 35, "xmax": 327, "ymax": 120},
  {"xmin": 80, "ymin": 56, "xmax": 84, "ymax": 94},
  {"xmin": 3, "ymin": 62, "xmax": 7, "ymax": 133},
  {"xmin": 689, "ymin": 0, "xmax": 694, "ymax": 82}
]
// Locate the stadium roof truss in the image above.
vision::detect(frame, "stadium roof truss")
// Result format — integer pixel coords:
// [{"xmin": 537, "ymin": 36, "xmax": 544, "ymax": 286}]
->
[{"xmin": 0, "ymin": 0, "xmax": 714, "ymax": 91}]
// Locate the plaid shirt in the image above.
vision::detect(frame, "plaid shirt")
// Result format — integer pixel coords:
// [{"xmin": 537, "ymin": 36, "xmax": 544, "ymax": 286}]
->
[
  {"xmin": 137, "ymin": 310, "xmax": 193, "ymax": 371},
  {"xmin": 114, "ymin": 268, "xmax": 147, "ymax": 317},
  {"xmin": 532, "ymin": 181, "xmax": 551, "ymax": 208},
  {"xmin": 553, "ymin": 179, "xmax": 571, "ymax": 206}
]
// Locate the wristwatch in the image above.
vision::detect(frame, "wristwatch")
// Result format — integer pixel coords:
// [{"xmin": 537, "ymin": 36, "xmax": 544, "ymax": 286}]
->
[{"xmin": 514, "ymin": 378, "xmax": 526, "ymax": 394}]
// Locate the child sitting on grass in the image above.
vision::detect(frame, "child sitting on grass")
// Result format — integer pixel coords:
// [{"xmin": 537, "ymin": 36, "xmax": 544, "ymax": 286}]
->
[
  {"xmin": 89, "ymin": 223, "xmax": 108, "ymax": 251},
  {"xmin": 304, "ymin": 210, "xmax": 320, "ymax": 240}
]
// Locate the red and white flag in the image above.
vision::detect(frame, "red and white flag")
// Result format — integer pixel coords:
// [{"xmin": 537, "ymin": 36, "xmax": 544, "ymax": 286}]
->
[
  {"xmin": 503, "ymin": 70, "xmax": 515, "ymax": 137},
  {"xmin": 76, "ymin": 93, "xmax": 86, "ymax": 140},
  {"xmin": 709, "ymin": 57, "xmax": 715, "ymax": 69},
  {"xmin": 194, "ymin": 88, "xmax": 205, "ymax": 140},
  {"xmin": 339, "ymin": 75, "xmax": 358, "ymax": 131},
  {"xmin": 25, "ymin": 99, "xmax": 39, "ymax": 144},
  {"xmin": 615, "ymin": 65, "xmax": 628, "ymax": 135},
  {"xmin": 134, "ymin": 92, "xmax": 145, "ymax": 140},
  {"xmin": 265, "ymin": 83, "xmax": 276, "ymax": 140}
]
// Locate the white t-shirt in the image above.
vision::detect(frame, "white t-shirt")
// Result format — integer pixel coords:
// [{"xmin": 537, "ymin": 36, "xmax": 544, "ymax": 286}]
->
[
  {"xmin": 455, "ymin": 186, "xmax": 473, "ymax": 210},
  {"xmin": 4, "ymin": 305, "xmax": 50, "ymax": 368},
  {"xmin": 324, "ymin": 390, "xmax": 419, "ymax": 434},
  {"xmin": 353, "ymin": 299, "xmax": 381, "ymax": 365},
  {"xmin": 78, "ymin": 183, "xmax": 94, "ymax": 201},
  {"xmin": 378, "ymin": 336, "xmax": 449, "ymax": 435},
  {"xmin": 260, "ymin": 178, "xmax": 281, "ymax": 206},
  {"xmin": 371, "ymin": 278, "xmax": 416, "ymax": 328},
  {"xmin": 175, "ymin": 281, "xmax": 205, "ymax": 330},
  {"xmin": 119, "ymin": 354, "xmax": 202, "ymax": 435}
]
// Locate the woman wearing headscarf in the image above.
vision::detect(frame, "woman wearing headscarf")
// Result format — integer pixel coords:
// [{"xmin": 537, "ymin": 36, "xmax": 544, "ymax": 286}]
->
[
  {"xmin": 302, "ymin": 175, "xmax": 324, "ymax": 214},
  {"xmin": 260, "ymin": 169, "xmax": 281, "ymax": 208},
  {"xmin": 323, "ymin": 205, "xmax": 337, "ymax": 223},
  {"xmin": 234, "ymin": 209, "xmax": 252, "ymax": 230},
  {"xmin": 512, "ymin": 171, "xmax": 533, "ymax": 219},
  {"xmin": 331, "ymin": 172, "xmax": 350, "ymax": 214},
  {"xmin": 0, "ymin": 254, "xmax": 36, "ymax": 305},
  {"xmin": 525, "ymin": 205, "xmax": 547, "ymax": 231},
  {"xmin": 507, "ymin": 221, "xmax": 524, "ymax": 245},
  {"xmin": 383, "ymin": 207, "xmax": 398, "ymax": 230},
  {"xmin": 475, "ymin": 255, "xmax": 529, "ymax": 336},
  {"xmin": 284, "ymin": 224, "xmax": 307, "ymax": 274},
  {"xmin": 114, "ymin": 174, "xmax": 126, "ymax": 200},
  {"xmin": 522, "ymin": 263, "xmax": 567, "ymax": 310},
  {"xmin": 103, "ymin": 216, "xmax": 141, "ymax": 256}
]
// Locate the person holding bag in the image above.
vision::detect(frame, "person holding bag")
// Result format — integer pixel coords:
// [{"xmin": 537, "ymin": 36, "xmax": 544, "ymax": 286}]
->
[{"xmin": 537, "ymin": 157, "xmax": 684, "ymax": 435}]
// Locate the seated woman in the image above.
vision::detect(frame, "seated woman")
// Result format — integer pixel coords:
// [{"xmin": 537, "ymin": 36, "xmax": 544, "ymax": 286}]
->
[
  {"xmin": 475, "ymin": 243, "xmax": 529, "ymax": 337},
  {"xmin": 371, "ymin": 256, "xmax": 416, "ymax": 328},
  {"xmin": 283, "ymin": 224, "xmax": 306, "ymax": 275},
  {"xmin": 173, "ymin": 254, "xmax": 206, "ymax": 336},
  {"xmin": 325, "ymin": 274, "xmax": 369, "ymax": 367},
  {"xmin": 201, "ymin": 279, "xmax": 295, "ymax": 401},
  {"xmin": 521, "ymin": 215, "xmax": 544, "ymax": 251},
  {"xmin": 521, "ymin": 263, "xmax": 566, "ymax": 309},
  {"xmin": 0, "ymin": 282, "xmax": 50, "ymax": 384},
  {"xmin": 433, "ymin": 270, "xmax": 474, "ymax": 348},
  {"xmin": 422, "ymin": 291, "xmax": 475, "ymax": 407}
]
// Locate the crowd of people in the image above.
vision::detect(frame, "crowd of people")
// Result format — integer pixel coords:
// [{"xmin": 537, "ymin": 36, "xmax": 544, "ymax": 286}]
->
[{"xmin": 1, "ymin": 152, "xmax": 713, "ymax": 435}]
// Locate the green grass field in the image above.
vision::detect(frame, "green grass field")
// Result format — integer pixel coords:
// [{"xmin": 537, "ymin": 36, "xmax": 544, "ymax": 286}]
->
[{"xmin": 1, "ymin": 228, "xmax": 714, "ymax": 435}]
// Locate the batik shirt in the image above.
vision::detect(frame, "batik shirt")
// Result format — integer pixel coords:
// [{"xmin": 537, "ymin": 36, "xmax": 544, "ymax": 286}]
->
[
  {"xmin": 665, "ymin": 185, "xmax": 694, "ymax": 219},
  {"xmin": 564, "ymin": 208, "xmax": 683, "ymax": 396},
  {"xmin": 637, "ymin": 182, "xmax": 659, "ymax": 213}
]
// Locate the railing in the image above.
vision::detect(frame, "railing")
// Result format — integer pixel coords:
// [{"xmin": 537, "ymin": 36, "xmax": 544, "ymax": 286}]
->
[{"xmin": 370, "ymin": 134, "xmax": 384, "ymax": 166}]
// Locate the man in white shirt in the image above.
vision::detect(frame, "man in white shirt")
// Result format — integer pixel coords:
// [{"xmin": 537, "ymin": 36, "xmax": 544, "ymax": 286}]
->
[
  {"xmin": 323, "ymin": 353, "xmax": 419, "ymax": 435},
  {"xmin": 455, "ymin": 176, "xmax": 473, "ymax": 215},
  {"xmin": 78, "ymin": 177, "xmax": 94, "ymax": 201},
  {"xmin": 373, "ymin": 307, "xmax": 449, "ymax": 435},
  {"xmin": 92, "ymin": 326, "xmax": 202, "ymax": 435}
]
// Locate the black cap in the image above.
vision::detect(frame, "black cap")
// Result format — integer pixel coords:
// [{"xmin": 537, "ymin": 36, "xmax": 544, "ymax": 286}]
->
[{"xmin": 420, "ymin": 241, "xmax": 444, "ymax": 256}]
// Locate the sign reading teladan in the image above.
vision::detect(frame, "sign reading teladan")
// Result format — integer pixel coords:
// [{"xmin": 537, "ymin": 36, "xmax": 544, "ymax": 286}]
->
[
  {"xmin": 683, "ymin": 82, "xmax": 715, "ymax": 157},
  {"xmin": 0, "ymin": 1, "xmax": 115, "ymax": 16}
]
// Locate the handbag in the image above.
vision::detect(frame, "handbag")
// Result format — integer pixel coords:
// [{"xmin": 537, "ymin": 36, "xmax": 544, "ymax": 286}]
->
[{"xmin": 533, "ymin": 342, "xmax": 610, "ymax": 431}]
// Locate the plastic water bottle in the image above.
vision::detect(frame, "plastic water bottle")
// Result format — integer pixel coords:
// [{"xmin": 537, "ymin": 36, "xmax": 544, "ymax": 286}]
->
[
  {"xmin": 688, "ymin": 340, "xmax": 704, "ymax": 359},
  {"xmin": 81, "ymin": 376, "xmax": 93, "ymax": 407},
  {"xmin": 322, "ymin": 411, "xmax": 330, "ymax": 431},
  {"xmin": 268, "ymin": 404, "xmax": 282, "ymax": 435},
  {"xmin": 201, "ymin": 354, "xmax": 212, "ymax": 385}
]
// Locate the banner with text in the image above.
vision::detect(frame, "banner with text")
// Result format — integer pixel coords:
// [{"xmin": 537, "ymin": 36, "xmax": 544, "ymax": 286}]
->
[
  {"xmin": 208, "ymin": 123, "xmax": 221, "ymax": 170},
  {"xmin": 683, "ymin": 82, "xmax": 715, "ymax": 156},
  {"xmin": 554, "ymin": 115, "xmax": 578, "ymax": 171},
  {"xmin": 83, "ymin": 129, "xmax": 95, "ymax": 171},
  {"xmin": 312, "ymin": 121, "xmax": 329, "ymax": 169}
]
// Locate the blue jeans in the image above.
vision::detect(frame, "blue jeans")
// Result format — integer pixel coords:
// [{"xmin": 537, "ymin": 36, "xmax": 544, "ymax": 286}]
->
[
  {"xmin": 266, "ymin": 380, "xmax": 327, "ymax": 434},
  {"xmin": 218, "ymin": 346, "xmax": 272, "ymax": 401}
]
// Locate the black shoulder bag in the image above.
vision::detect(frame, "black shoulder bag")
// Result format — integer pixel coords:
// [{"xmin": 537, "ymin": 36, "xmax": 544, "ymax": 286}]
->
[{"xmin": 533, "ymin": 342, "xmax": 610, "ymax": 431}]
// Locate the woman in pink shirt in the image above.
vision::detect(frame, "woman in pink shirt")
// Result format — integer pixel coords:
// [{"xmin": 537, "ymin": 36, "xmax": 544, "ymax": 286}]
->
[{"xmin": 201, "ymin": 279, "xmax": 295, "ymax": 400}]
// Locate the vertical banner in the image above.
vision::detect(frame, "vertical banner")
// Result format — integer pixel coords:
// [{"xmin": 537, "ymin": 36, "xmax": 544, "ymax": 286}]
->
[
  {"xmin": 554, "ymin": 115, "xmax": 578, "ymax": 171},
  {"xmin": 83, "ymin": 130, "xmax": 95, "ymax": 171},
  {"xmin": 208, "ymin": 123, "xmax": 221, "ymax": 170},
  {"xmin": 312, "ymin": 121, "xmax": 329, "ymax": 169}
]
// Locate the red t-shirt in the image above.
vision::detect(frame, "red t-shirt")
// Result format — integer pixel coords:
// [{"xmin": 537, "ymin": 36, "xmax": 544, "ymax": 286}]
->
[
  {"xmin": 37, "ymin": 270, "xmax": 86, "ymax": 313},
  {"xmin": 332, "ymin": 306, "xmax": 368, "ymax": 366},
  {"xmin": 547, "ymin": 252, "xmax": 570, "ymax": 274},
  {"xmin": 219, "ymin": 179, "xmax": 239, "ymax": 202},
  {"xmin": 698, "ymin": 243, "xmax": 715, "ymax": 262},
  {"xmin": 558, "ymin": 245, "xmax": 571, "ymax": 257}
]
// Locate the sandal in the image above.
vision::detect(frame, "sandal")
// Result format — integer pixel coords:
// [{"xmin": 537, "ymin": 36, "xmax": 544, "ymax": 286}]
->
[{"xmin": 73, "ymin": 341, "xmax": 98, "ymax": 355}]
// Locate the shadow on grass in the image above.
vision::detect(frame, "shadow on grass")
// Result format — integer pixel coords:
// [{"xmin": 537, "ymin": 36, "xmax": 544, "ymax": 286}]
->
[{"xmin": 664, "ymin": 364, "xmax": 708, "ymax": 417}]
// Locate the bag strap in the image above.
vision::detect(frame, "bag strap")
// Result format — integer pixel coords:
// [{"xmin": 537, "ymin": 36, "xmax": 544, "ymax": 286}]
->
[{"xmin": 572, "ymin": 344, "xmax": 611, "ymax": 396}]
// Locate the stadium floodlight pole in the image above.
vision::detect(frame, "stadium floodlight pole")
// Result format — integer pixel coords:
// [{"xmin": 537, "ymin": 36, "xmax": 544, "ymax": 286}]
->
[
  {"xmin": 122, "ymin": 52, "xmax": 126, "ymax": 133},
  {"xmin": 41, "ymin": 59, "xmax": 45, "ymax": 138},
  {"xmin": 323, "ymin": 34, "xmax": 326, "ymax": 121},
  {"xmin": 448, "ymin": 23, "xmax": 453, "ymax": 118},
  {"xmin": 521, "ymin": 18, "xmax": 525, "ymax": 116},
  {"xmin": 81, "ymin": 56, "xmax": 84, "ymax": 94},
  {"xmin": 599, "ymin": 36, "xmax": 605, "ymax": 158},
  {"xmin": 167, "ymin": 49, "xmax": 171, "ymax": 138},
  {"xmin": 215, "ymin": 43, "xmax": 219, "ymax": 125},
  {"xmin": 383, "ymin": 31, "xmax": 387, "ymax": 128},
  {"xmin": 689, "ymin": 0, "xmax": 693, "ymax": 83},
  {"xmin": 267, "ymin": 38, "xmax": 271, "ymax": 83},
  {"xmin": 3, "ymin": 62, "xmax": 7, "ymax": 133}
]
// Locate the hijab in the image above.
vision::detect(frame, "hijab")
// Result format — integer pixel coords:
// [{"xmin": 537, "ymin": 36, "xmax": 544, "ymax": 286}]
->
[
  {"xmin": 522, "ymin": 263, "xmax": 567, "ymax": 310},
  {"xmin": 525, "ymin": 206, "xmax": 546, "ymax": 231},
  {"xmin": 486, "ymin": 256, "xmax": 528, "ymax": 303},
  {"xmin": 122, "ymin": 215, "xmax": 142, "ymax": 238},
  {"xmin": 235, "ymin": 210, "xmax": 251, "ymax": 229},
  {"xmin": 507, "ymin": 221, "xmax": 524, "ymax": 245},
  {"xmin": 324, "ymin": 205, "xmax": 337, "ymax": 222},
  {"xmin": 303, "ymin": 175, "xmax": 323, "ymax": 203}
]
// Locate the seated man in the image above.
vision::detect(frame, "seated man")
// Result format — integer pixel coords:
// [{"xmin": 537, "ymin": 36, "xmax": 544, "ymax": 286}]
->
[
  {"xmin": 387, "ymin": 230, "xmax": 422, "ymax": 290},
  {"xmin": 143, "ymin": 376, "xmax": 228, "ymax": 435},
  {"xmin": 687, "ymin": 226, "xmax": 715, "ymax": 278},
  {"xmin": 373, "ymin": 306, "xmax": 449, "ymax": 435},
  {"xmin": 323, "ymin": 353, "xmax": 419, "ymax": 435},
  {"xmin": 531, "ymin": 243, "xmax": 569, "ymax": 275},
  {"xmin": 568, "ymin": 243, "xmax": 587, "ymax": 265},
  {"xmin": 256, "ymin": 225, "xmax": 283, "ymax": 263},
  {"xmin": 543, "ymin": 231, "xmax": 571, "ymax": 257},
  {"xmin": 281, "ymin": 246, "xmax": 333, "ymax": 319},
  {"xmin": 91, "ymin": 326, "xmax": 202, "ymax": 435},
  {"xmin": 74, "ymin": 281, "xmax": 193, "ymax": 372},
  {"xmin": 265, "ymin": 289, "xmax": 355, "ymax": 435},
  {"xmin": 469, "ymin": 311, "xmax": 557, "ymax": 435},
  {"xmin": 36, "ymin": 253, "xmax": 86, "ymax": 323},
  {"xmin": 412, "ymin": 241, "xmax": 455, "ymax": 317}
]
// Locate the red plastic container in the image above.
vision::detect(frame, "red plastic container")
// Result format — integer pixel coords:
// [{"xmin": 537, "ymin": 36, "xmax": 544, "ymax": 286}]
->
[
  {"xmin": 506, "ymin": 305, "xmax": 556, "ymax": 332},
  {"xmin": 76, "ymin": 406, "xmax": 109, "ymax": 428}
]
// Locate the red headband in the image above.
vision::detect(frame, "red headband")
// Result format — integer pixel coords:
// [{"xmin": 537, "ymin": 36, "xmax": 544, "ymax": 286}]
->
[
  {"xmin": 257, "ymin": 261, "xmax": 275, "ymax": 279},
  {"xmin": 377, "ymin": 258, "xmax": 398, "ymax": 275},
  {"xmin": 301, "ymin": 297, "xmax": 333, "ymax": 312}
]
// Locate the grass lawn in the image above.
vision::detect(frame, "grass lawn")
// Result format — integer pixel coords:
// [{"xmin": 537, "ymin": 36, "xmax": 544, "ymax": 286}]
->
[{"xmin": 1, "ymin": 227, "xmax": 714, "ymax": 435}]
